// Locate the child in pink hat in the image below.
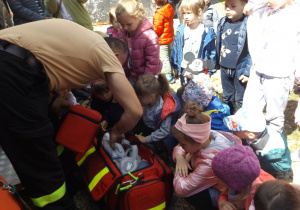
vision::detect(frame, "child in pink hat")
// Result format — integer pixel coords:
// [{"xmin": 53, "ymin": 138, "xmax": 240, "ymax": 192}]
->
[
  {"xmin": 171, "ymin": 101, "xmax": 242, "ymax": 209},
  {"xmin": 212, "ymin": 144, "xmax": 275, "ymax": 210}
]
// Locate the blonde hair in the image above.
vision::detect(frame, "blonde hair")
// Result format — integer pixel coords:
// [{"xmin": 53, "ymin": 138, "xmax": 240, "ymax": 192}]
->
[
  {"xmin": 179, "ymin": 0, "xmax": 206, "ymax": 21},
  {"xmin": 221, "ymin": 185, "xmax": 251, "ymax": 208},
  {"xmin": 115, "ymin": 0, "xmax": 145, "ymax": 19},
  {"xmin": 108, "ymin": 7, "xmax": 117, "ymax": 25}
]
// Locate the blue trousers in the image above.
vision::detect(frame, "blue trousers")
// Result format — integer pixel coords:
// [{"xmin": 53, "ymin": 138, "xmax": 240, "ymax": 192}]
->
[{"xmin": 221, "ymin": 67, "xmax": 247, "ymax": 114}]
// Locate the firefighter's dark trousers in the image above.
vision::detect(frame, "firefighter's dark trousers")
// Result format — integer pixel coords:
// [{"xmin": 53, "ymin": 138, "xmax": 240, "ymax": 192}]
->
[{"xmin": 0, "ymin": 44, "xmax": 74, "ymax": 209}]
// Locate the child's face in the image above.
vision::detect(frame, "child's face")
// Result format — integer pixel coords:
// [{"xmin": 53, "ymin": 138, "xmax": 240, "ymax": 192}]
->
[
  {"xmin": 117, "ymin": 12, "xmax": 141, "ymax": 35},
  {"xmin": 176, "ymin": 135, "xmax": 202, "ymax": 154},
  {"xmin": 182, "ymin": 9, "xmax": 201, "ymax": 29},
  {"xmin": 95, "ymin": 90, "xmax": 113, "ymax": 102},
  {"xmin": 225, "ymin": 0, "xmax": 246, "ymax": 22},
  {"xmin": 266, "ymin": 0, "xmax": 287, "ymax": 10},
  {"xmin": 112, "ymin": 19, "xmax": 119, "ymax": 31}
]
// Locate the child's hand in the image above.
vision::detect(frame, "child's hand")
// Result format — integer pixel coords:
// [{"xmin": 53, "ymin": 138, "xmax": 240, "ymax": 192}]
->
[
  {"xmin": 239, "ymin": 75, "xmax": 249, "ymax": 83},
  {"xmin": 175, "ymin": 155, "xmax": 192, "ymax": 177},
  {"xmin": 185, "ymin": 153, "xmax": 192, "ymax": 162},
  {"xmin": 219, "ymin": 200, "xmax": 238, "ymax": 210},
  {"xmin": 101, "ymin": 121, "xmax": 108, "ymax": 131},
  {"xmin": 243, "ymin": 3, "xmax": 254, "ymax": 15},
  {"xmin": 135, "ymin": 135, "xmax": 147, "ymax": 143}
]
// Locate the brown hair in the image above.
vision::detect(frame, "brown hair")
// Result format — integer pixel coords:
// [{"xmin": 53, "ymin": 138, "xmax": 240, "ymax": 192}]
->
[
  {"xmin": 179, "ymin": 0, "xmax": 206, "ymax": 21},
  {"xmin": 104, "ymin": 37, "xmax": 127, "ymax": 57},
  {"xmin": 115, "ymin": 0, "xmax": 145, "ymax": 19},
  {"xmin": 171, "ymin": 101, "xmax": 213, "ymax": 144},
  {"xmin": 134, "ymin": 73, "xmax": 171, "ymax": 101},
  {"xmin": 154, "ymin": 0, "xmax": 167, "ymax": 6},
  {"xmin": 92, "ymin": 80, "xmax": 110, "ymax": 97},
  {"xmin": 254, "ymin": 180, "xmax": 300, "ymax": 210}
]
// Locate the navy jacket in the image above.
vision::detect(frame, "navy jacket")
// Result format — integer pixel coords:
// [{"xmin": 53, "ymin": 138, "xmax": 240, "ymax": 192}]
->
[
  {"xmin": 216, "ymin": 15, "xmax": 252, "ymax": 77},
  {"xmin": 171, "ymin": 24, "xmax": 217, "ymax": 75},
  {"xmin": 7, "ymin": 0, "xmax": 50, "ymax": 25}
]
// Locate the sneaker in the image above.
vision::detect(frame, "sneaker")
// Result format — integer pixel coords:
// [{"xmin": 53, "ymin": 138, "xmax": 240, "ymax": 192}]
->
[
  {"xmin": 167, "ymin": 76, "xmax": 174, "ymax": 82},
  {"xmin": 169, "ymin": 77, "xmax": 176, "ymax": 84},
  {"xmin": 291, "ymin": 149, "xmax": 300, "ymax": 162}
]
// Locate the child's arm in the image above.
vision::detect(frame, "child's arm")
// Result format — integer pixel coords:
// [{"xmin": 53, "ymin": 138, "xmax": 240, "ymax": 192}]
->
[
  {"xmin": 173, "ymin": 155, "xmax": 218, "ymax": 197},
  {"xmin": 145, "ymin": 116, "xmax": 172, "ymax": 143},
  {"xmin": 153, "ymin": 13, "xmax": 164, "ymax": 38},
  {"xmin": 170, "ymin": 30, "xmax": 181, "ymax": 76},
  {"xmin": 175, "ymin": 154, "xmax": 192, "ymax": 177},
  {"xmin": 207, "ymin": 33, "xmax": 217, "ymax": 75},
  {"xmin": 144, "ymin": 30, "xmax": 162, "ymax": 75}
]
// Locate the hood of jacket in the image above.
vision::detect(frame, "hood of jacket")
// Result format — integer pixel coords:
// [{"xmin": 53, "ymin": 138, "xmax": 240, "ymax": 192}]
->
[
  {"xmin": 156, "ymin": 3, "xmax": 174, "ymax": 21},
  {"xmin": 120, "ymin": 17, "xmax": 154, "ymax": 39}
]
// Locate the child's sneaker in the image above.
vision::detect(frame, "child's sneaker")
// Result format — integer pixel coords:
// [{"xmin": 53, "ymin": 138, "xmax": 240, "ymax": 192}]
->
[{"xmin": 291, "ymin": 149, "xmax": 300, "ymax": 162}]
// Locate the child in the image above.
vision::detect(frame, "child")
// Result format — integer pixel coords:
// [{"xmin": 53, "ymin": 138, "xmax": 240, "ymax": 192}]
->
[
  {"xmin": 243, "ymin": 0, "xmax": 300, "ymax": 132},
  {"xmin": 216, "ymin": 0, "xmax": 251, "ymax": 115},
  {"xmin": 203, "ymin": 0, "xmax": 219, "ymax": 33},
  {"xmin": 254, "ymin": 180, "xmax": 300, "ymax": 210},
  {"xmin": 107, "ymin": 7, "xmax": 120, "ymax": 38},
  {"xmin": 211, "ymin": 144, "xmax": 275, "ymax": 210},
  {"xmin": 180, "ymin": 73, "xmax": 231, "ymax": 132},
  {"xmin": 171, "ymin": 0, "xmax": 217, "ymax": 86},
  {"xmin": 152, "ymin": 0, "xmax": 175, "ymax": 83},
  {"xmin": 90, "ymin": 79, "xmax": 124, "ymax": 131},
  {"xmin": 90, "ymin": 37, "xmax": 128, "ymax": 130},
  {"xmin": 133, "ymin": 73, "xmax": 181, "ymax": 158},
  {"xmin": 115, "ymin": 0, "xmax": 162, "ymax": 84},
  {"xmin": 172, "ymin": 102, "xmax": 241, "ymax": 209},
  {"xmin": 223, "ymin": 107, "xmax": 292, "ymax": 178}
]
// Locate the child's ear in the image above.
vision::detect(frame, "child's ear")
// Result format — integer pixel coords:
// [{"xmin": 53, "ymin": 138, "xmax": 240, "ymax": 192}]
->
[{"xmin": 248, "ymin": 132, "xmax": 256, "ymax": 140}]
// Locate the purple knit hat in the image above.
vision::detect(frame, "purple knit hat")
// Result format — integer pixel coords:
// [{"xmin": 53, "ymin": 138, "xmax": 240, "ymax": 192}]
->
[{"xmin": 211, "ymin": 145, "xmax": 260, "ymax": 191}]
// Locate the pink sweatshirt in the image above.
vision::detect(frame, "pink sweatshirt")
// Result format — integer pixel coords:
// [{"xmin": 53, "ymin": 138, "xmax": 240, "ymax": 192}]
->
[{"xmin": 172, "ymin": 130, "xmax": 242, "ymax": 197}]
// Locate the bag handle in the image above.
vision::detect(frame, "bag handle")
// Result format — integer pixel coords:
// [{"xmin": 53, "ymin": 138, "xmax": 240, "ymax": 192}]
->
[{"xmin": 54, "ymin": 0, "xmax": 63, "ymax": 18}]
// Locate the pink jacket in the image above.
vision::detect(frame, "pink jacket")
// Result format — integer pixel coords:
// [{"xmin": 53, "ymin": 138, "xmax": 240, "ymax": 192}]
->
[
  {"xmin": 172, "ymin": 130, "xmax": 242, "ymax": 197},
  {"xmin": 218, "ymin": 169, "xmax": 275, "ymax": 209},
  {"xmin": 119, "ymin": 17, "xmax": 162, "ymax": 81}
]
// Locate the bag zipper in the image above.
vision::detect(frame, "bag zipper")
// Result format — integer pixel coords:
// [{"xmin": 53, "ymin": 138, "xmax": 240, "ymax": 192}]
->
[{"xmin": 69, "ymin": 109, "xmax": 101, "ymax": 124}]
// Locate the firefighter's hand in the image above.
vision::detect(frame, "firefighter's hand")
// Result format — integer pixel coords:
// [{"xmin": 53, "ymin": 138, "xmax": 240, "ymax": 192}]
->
[{"xmin": 51, "ymin": 98, "xmax": 72, "ymax": 119}]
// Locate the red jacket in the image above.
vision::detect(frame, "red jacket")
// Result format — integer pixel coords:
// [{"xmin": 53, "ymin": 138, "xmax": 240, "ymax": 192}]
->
[
  {"xmin": 153, "ymin": 3, "xmax": 174, "ymax": 45},
  {"xmin": 218, "ymin": 169, "xmax": 275, "ymax": 209}
]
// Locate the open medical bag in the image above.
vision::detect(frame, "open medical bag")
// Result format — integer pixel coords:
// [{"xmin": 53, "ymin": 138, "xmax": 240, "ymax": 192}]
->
[
  {"xmin": 55, "ymin": 105, "xmax": 102, "ymax": 153},
  {"xmin": 75, "ymin": 134, "xmax": 173, "ymax": 210}
]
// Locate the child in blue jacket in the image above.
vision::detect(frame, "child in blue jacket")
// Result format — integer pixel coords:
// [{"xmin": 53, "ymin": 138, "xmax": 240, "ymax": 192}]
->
[
  {"xmin": 170, "ymin": 0, "xmax": 216, "ymax": 86},
  {"xmin": 216, "ymin": 0, "xmax": 252, "ymax": 114}
]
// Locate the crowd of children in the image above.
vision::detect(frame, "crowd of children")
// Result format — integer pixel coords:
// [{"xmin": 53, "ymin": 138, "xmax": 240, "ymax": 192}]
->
[{"xmin": 2, "ymin": 0, "xmax": 300, "ymax": 209}]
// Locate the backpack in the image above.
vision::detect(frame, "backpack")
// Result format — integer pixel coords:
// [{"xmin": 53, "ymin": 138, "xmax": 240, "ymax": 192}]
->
[
  {"xmin": 75, "ymin": 134, "xmax": 173, "ymax": 210},
  {"xmin": 249, "ymin": 128, "xmax": 291, "ymax": 175}
]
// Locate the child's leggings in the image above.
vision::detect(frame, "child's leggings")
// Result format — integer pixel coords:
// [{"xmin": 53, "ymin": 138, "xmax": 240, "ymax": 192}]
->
[{"xmin": 220, "ymin": 66, "xmax": 247, "ymax": 114}]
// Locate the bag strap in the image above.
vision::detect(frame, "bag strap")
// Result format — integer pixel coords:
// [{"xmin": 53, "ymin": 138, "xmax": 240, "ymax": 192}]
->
[
  {"xmin": 54, "ymin": 0, "xmax": 63, "ymax": 18},
  {"xmin": 0, "ymin": 175, "xmax": 31, "ymax": 210}
]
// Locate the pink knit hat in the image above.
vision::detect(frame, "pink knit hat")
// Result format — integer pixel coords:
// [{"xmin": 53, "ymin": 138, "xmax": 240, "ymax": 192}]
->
[{"xmin": 211, "ymin": 145, "xmax": 261, "ymax": 191}]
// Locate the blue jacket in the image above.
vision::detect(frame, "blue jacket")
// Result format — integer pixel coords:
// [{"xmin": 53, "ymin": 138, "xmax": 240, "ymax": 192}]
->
[
  {"xmin": 204, "ymin": 96, "xmax": 231, "ymax": 132},
  {"xmin": 7, "ymin": 0, "xmax": 50, "ymax": 25},
  {"xmin": 170, "ymin": 24, "xmax": 217, "ymax": 75},
  {"xmin": 216, "ymin": 15, "xmax": 252, "ymax": 77}
]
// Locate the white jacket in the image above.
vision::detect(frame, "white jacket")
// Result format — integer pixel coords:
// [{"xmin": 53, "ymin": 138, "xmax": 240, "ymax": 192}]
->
[{"xmin": 247, "ymin": 3, "xmax": 300, "ymax": 78}]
